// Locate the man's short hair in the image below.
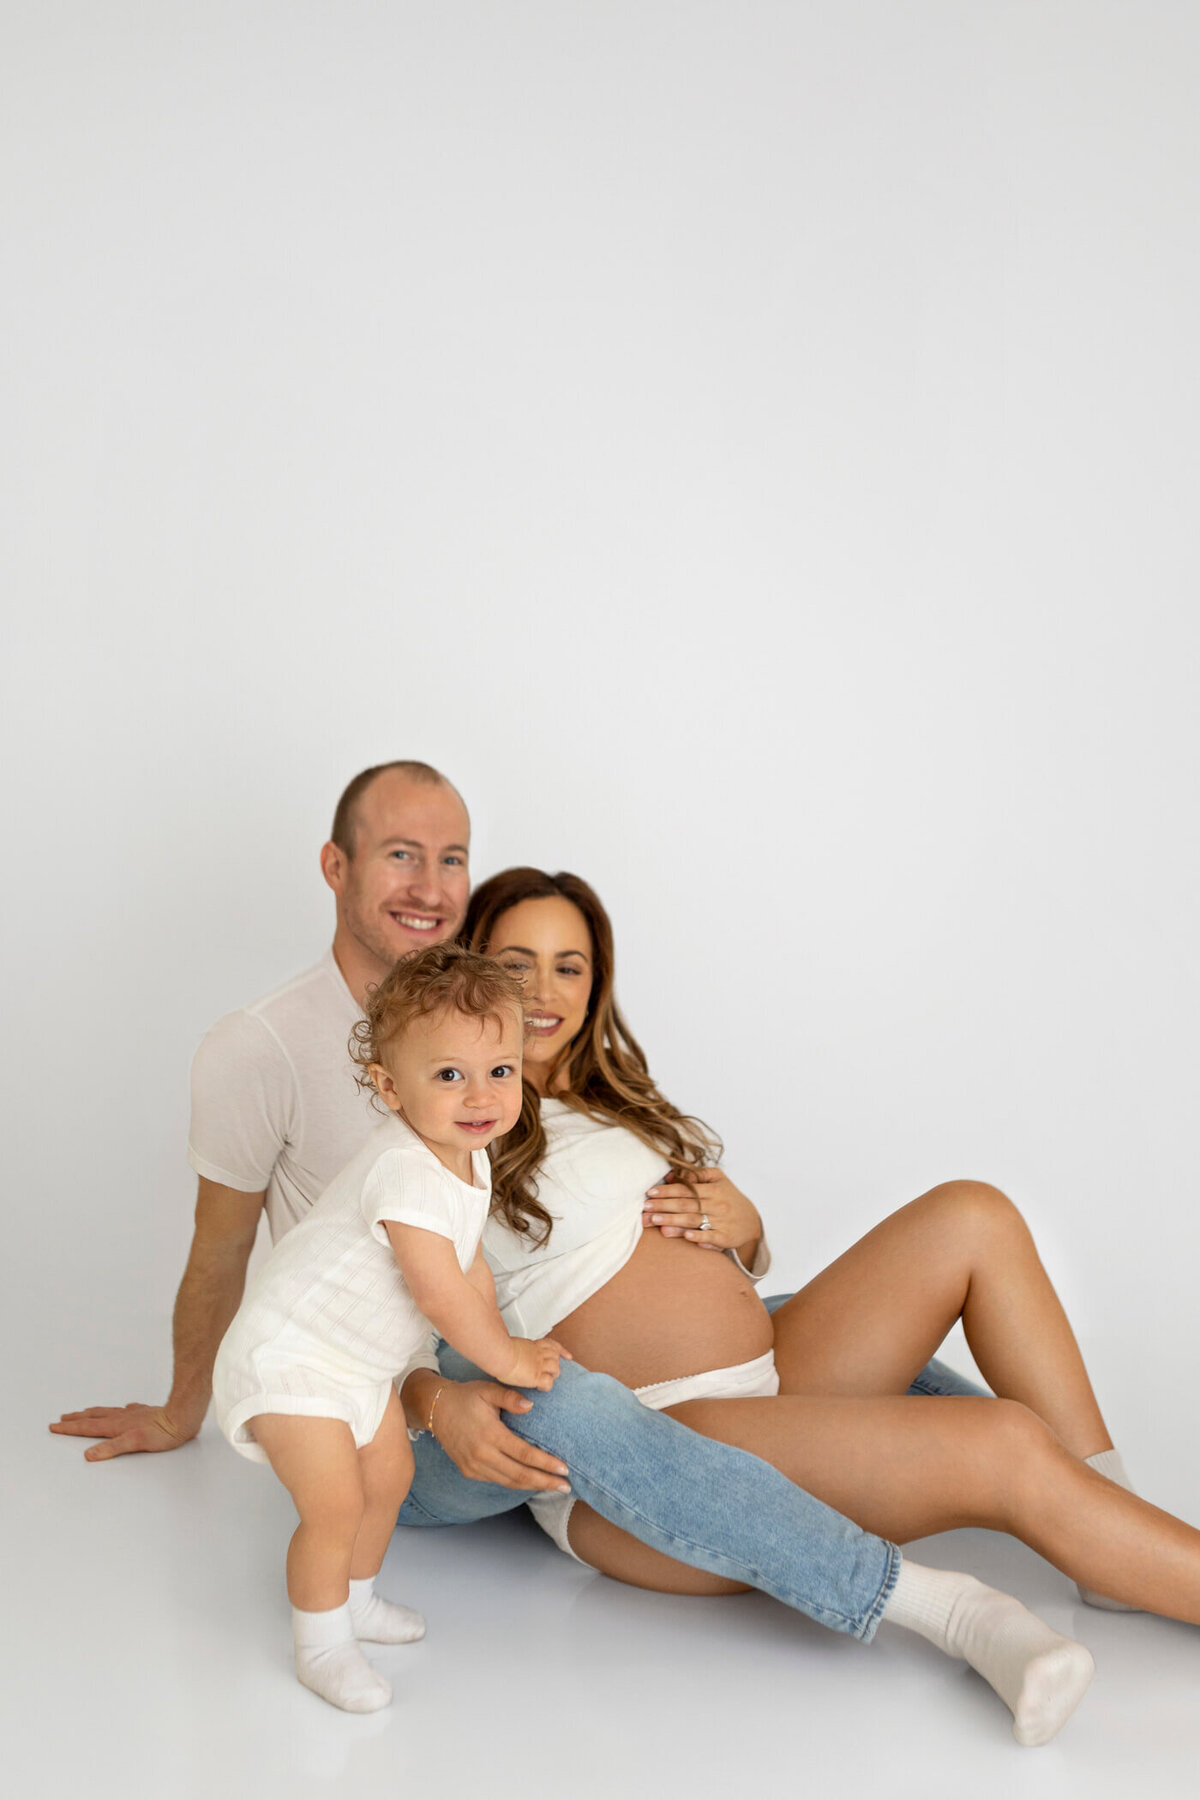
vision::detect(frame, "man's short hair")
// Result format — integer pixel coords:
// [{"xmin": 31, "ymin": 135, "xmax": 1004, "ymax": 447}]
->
[{"xmin": 330, "ymin": 761, "xmax": 462, "ymax": 856}]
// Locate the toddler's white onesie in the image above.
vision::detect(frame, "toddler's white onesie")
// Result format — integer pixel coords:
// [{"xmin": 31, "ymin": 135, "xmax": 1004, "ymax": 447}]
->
[{"xmin": 214, "ymin": 1114, "xmax": 489, "ymax": 1458}]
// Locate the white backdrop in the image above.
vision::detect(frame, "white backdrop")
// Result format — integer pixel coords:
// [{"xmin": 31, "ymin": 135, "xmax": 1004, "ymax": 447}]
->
[{"xmin": 4, "ymin": 2, "xmax": 1199, "ymax": 1423}]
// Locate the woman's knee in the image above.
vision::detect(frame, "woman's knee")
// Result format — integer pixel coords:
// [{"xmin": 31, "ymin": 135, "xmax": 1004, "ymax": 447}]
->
[
  {"xmin": 975, "ymin": 1399, "xmax": 1063, "ymax": 1523},
  {"xmin": 920, "ymin": 1178, "xmax": 1028, "ymax": 1246}
]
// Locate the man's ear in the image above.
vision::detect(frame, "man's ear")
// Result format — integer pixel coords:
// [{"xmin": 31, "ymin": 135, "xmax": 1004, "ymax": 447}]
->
[{"xmin": 320, "ymin": 840, "xmax": 346, "ymax": 895}]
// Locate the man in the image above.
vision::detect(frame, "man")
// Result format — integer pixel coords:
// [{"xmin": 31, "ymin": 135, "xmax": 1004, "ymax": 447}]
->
[
  {"xmin": 51, "ymin": 759, "xmax": 975, "ymax": 1642},
  {"xmin": 53, "ymin": 761, "xmax": 479, "ymax": 1461}
]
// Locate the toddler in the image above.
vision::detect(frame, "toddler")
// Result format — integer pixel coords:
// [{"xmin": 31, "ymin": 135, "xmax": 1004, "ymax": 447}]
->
[{"xmin": 213, "ymin": 943, "xmax": 567, "ymax": 1712}]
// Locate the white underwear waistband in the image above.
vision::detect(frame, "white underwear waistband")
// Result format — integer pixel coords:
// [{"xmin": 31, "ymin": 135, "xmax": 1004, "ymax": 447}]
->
[{"xmin": 633, "ymin": 1347, "xmax": 780, "ymax": 1412}]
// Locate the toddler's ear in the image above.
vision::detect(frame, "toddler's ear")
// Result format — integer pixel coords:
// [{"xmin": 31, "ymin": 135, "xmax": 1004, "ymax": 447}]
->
[{"xmin": 369, "ymin": 1064, "xmax": 399, "ymax": 1109}]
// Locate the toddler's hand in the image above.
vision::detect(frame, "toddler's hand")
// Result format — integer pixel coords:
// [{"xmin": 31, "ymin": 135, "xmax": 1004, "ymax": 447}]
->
[{"xmin": 506, "ymin": 1337, "xmax": 572, "ymax": 1391}]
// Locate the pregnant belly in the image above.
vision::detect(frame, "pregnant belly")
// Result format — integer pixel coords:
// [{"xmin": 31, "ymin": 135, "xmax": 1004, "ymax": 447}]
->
[{"xmin": 550, "ymin": 1229, "xmax": 773, "ymax": 1388}]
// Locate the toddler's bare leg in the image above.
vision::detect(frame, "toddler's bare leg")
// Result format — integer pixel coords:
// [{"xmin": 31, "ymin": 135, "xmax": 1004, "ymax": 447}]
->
[
  {"xmin": 252, "ymin": 1413, "xmax": 365, "ymax": 1609},
  {"xmin": 251, "ymin": 1412, "xmax": 390, "ymax": 1712},
  {"xmin": 347, "ymin": 1393, "xmax": 424, "ymax": 1645}
]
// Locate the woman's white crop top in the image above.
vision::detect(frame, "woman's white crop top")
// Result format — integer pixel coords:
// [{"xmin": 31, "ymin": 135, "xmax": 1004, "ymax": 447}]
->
[
  {"xmin": 483, "ymin": 1099, "xmax": 670, "ymax": 1339},
  {"xmin": 394, "ymin": 1099, "xmax": 773, "ymax": 1390}
]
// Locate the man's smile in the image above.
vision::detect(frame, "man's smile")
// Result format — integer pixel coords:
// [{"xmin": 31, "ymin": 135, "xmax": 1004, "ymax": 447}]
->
[{"xmin": 390, "ymin": 911, "xmax": 442, "ymax": 933}]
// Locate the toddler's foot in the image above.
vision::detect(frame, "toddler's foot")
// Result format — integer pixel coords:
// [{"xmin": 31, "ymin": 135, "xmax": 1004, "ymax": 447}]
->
[
  {"xmin": 293, "ymin": 1603, "xmax": 392, "ymax": 1713},
  {"xmin": 349, "ymin": 1576, "xmax": 426, "ymax": 1644},
  {"xmin": 884, "ymin": 1563, "xmax": 1094, "ymax": 1746}
]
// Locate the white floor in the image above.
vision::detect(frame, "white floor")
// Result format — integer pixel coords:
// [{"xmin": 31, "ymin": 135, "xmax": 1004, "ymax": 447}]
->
[{"xmin": 14, "ymin": 1320, "xmax": 1200, "ymax": 1800}]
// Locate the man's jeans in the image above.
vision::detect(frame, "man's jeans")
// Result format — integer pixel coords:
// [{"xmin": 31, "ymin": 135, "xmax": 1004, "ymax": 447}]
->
[{"xmin": 396, "ymin": 1293, "xmax": 987, "ymax": 1642}]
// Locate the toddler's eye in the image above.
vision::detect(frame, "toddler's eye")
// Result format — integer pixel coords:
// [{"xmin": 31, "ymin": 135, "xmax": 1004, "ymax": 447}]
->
[
  {"xmin": 436, "ymin": 1068, "xmax": 463, "ymax": 1083},
  {"xmin": 490, "ymin": 1064, "xmax": 516, "ymax": 1079}
]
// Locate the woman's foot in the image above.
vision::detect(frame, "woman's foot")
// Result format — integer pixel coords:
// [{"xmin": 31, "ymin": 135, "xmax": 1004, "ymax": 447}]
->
[
  {"xmin": 293, "ymin": 1603, "xmax": 392, "ymax": 1712},
  {"xmin": 884, "ymin": 1563, "xmax": 1095, "ymax": 1745}
]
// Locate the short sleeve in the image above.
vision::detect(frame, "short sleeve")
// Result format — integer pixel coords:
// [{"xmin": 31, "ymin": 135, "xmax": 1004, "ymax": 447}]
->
[
  {"xmin": 727, "ymin": 1231, "xmax": 772, "ymax": 1282},
  {"xmin": 187, "ymin": 1010, "xmax": 296, "ymax": 1193},
  {"xmin": 364, "ymin": 1150, "xmax": 464, "ymax": 1245}
]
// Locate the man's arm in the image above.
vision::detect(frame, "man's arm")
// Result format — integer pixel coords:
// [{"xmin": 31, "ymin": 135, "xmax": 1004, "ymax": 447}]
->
[{"xmin": 50, "ymin": 1177, "xmax": 265, "ymax": 1459}]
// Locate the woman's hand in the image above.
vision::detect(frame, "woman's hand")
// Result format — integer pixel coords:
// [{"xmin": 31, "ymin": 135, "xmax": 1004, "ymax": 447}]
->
[
  {"xmin": 643, "ymin": 1167, "xmax": 762, "ymax": 1254},
  {"xmin": 423, "ymin": 1379, "xmax": 572, "ymax": 1491}
]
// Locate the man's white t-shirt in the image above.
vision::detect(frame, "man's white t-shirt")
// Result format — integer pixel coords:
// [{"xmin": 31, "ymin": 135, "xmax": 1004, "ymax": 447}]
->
[{"xmin": 188, "ymin": 950, "xmax": 376, "ymax": 1243}]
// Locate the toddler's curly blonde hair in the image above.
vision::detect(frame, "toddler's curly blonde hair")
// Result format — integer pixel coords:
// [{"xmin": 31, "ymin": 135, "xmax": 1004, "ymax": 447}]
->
[{"xmin": 349, "ymin": 943, "xmax": 525, "ymax": 1106}]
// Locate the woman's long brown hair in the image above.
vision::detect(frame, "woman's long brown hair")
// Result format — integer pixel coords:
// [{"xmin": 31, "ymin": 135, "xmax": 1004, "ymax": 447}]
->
[{"xmin": 463, "ymin": 868, "xmax": 720, "ymax": 1243}]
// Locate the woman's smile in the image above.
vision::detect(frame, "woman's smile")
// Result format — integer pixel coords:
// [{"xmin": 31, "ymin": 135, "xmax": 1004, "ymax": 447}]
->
[
  {"xmin": 484, "ymin": 894, "xmax": 595, "ymax": 1092},
  {"xmin": 524, "ymin": 1011, "xmax": 564, "ymax": 1037}
]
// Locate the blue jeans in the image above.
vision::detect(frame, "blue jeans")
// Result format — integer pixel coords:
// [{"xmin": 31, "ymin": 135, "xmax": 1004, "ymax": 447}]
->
[{"xmin": 396, "ymin": 1292, "xmax": 988, "ymax": 1643}]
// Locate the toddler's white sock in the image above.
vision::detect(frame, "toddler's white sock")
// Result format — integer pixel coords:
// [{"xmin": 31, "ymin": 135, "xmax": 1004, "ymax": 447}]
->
[
  {"xmin": 292, "ymin": 1603, "xmax": 392, "ymax": 1713},
  {"xmin": 882, "ymin": 1561, "xmax": 1094, "ymax": 1746},
  {"xmin": 1077, "ymin": 1447, "xmax": 1139, "ymax": 1611},
  {"xmin": 348, "ymin": 1576, "xmax": 426, "ymax": 1644}
]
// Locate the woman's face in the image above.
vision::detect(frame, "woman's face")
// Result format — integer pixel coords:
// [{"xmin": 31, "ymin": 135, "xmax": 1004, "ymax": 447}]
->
[{"xmin": 485, "ymin": 896, "xmax": 594, "ymax": 1094}]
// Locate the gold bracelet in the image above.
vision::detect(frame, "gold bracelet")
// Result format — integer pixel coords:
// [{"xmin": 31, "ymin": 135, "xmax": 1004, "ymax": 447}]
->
[{"xmin": 426, "ymin": 1383, "xmax": 446, "ymax": 1440}]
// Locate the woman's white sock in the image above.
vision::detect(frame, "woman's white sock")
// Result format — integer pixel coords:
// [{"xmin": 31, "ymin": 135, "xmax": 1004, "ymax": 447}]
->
[
  {"xmin": 348, "ymin": 1576, "xmax": 426, "ymax": 1644},
  {"xmin": 1077, "ymin": 1447, "xmax": 1139, "ymax": 1611},
  {"xmin": 292, "ymin": 1603, "xmax": 392, "ymax": 1713},
  {"xmin": 882, "ymin": 1561, "xmax": 1094, "ymax": 1746}
]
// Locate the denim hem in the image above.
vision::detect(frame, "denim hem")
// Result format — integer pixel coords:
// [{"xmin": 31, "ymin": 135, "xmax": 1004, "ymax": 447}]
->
[{"xmin": 855, "ymin": 1538, "xmax": 901, "ymax": 1644}]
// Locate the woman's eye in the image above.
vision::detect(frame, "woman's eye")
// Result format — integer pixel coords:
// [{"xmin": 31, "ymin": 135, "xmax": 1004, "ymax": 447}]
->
[
  {"xmin": 499, "ymin": 961, "xmax": 529, "ymax": 978},
  {"xmin": 558, "ymin": 965, "xmax": 581, "ymax": 978}
]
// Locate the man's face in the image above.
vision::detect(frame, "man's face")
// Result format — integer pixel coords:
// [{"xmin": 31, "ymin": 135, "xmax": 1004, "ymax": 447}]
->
[{"xmin": 325, "ymin": 772, "xmax": 471, "ymax": 977}]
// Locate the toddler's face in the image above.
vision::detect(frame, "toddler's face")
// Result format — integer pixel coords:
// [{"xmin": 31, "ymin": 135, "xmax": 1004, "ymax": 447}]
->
[{"xmin": 370, "ymin": 1005, "xmax": 524, "ymax": 1176}]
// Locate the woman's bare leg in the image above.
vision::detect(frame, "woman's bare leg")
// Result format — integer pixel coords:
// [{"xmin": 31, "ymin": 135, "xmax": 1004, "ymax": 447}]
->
[
  {"xmin": 771, "ymin": 1180, "xmax": 1110, "ymax": 1456},
  {"xmin": 571, "ymin": 1394, "xmax": 1200, "ymax": 1622}
]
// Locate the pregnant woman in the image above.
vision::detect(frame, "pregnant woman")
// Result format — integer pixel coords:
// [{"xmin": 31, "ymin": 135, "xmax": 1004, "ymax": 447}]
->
[{"xmin": 445, "ymin": 865, "xmax": 1200, "ymax": 1744}]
